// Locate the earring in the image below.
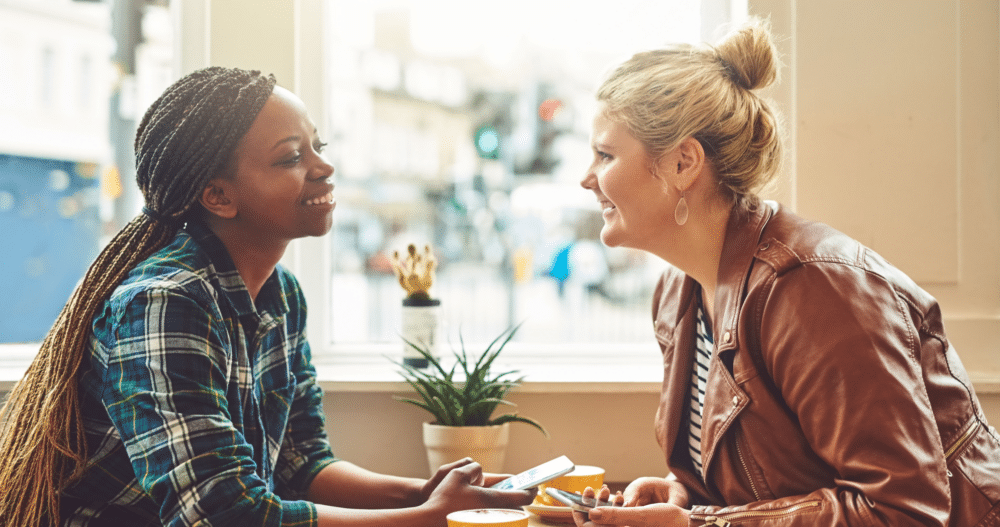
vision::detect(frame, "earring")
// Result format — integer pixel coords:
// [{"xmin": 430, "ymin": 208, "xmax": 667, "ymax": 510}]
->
[{"xmin": 674, "ymin": 194, "xmax": 689, "ymax": 226}]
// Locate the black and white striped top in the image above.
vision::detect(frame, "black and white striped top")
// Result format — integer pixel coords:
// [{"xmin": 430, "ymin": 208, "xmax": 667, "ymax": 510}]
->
[{"xmin": 689, "ymin": 303, "xmax": 714, "ymax": 479}]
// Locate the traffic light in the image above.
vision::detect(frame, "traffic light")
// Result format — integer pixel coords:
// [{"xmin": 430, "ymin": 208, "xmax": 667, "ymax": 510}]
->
[
  {"xmin": 512, "ymin": 83, "xmax": 563, "ymax": 175},
  {"xmin": 529, "ymin": 102, "xmax": 561, "ymax": 174},
  {"xmin": 473, "ymin": 124, "xmax": 501, "ymax": 159},
  {"xmin": 538, "ymin": 98, "xmax": 563, "ymax": 122},
  {"xmin": 470, "ymin": 91, "xmax": 514, "ymax": 161}
]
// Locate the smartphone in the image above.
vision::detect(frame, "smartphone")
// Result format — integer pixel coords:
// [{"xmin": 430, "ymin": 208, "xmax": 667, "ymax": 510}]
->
[
  {"xmin": 545, "ymin": 487, "xmax": 618, "ymax": 511},
  {"xmin": 490, "ymin": 455, "xmax": 575, "ymax": 490}
]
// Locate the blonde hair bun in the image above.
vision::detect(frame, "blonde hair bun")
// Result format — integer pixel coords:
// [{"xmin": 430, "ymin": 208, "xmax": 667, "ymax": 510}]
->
[
  {"xmin": 715, "ymin": 18, "xmax": 780, "ymax": 91},
  {"xmin": 596, "ymin": 17, "xmax": 784, "ymax": 208}
]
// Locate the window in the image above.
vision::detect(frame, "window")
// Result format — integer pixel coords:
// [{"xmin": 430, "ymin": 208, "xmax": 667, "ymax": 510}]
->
[
  {"xmin": 320, "ymin": 0, "xmax": 735, "ymax": 362},
  {"xmin": 0, "ymin": 0, "xmax": 747, "ymax": 373},
  {"xmin": 40, "ymin": 46, "xmax": 55, "ymax": 109},
  {"xmin": 79, "ymin": 55, "xmax": 92, "ymax": 110}
]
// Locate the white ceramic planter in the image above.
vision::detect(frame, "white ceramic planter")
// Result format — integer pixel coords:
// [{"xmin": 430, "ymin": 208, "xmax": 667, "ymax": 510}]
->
[
  {"xmin": 401, "ymin": 298, "xmax": 441, "ymax": 368},
  {"xmin": 422, "ymin": 422, "xmax": 510, "ymax": 476}
]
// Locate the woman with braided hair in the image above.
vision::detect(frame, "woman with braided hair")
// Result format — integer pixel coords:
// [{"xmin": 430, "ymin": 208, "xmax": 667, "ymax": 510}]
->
[
  {"xmin": 0, "ymin": 66, "xmax": 533, "ymax": 526},
  {"xmin": 571, "ymin": 18, "xmax": 1000, "ymax": 527}
]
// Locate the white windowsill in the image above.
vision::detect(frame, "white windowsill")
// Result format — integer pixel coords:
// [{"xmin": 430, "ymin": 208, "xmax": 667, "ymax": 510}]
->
[
  {"xmin": 0, "ymin": 342, "xmax": 664, "ymax": 393},
  {"xmin": 312, "ymin": 342, "xmax": 663, "ymax": 393},
  {"xmin": 3, "ymin": 342, "xmax": 999, "ymax": 395}
]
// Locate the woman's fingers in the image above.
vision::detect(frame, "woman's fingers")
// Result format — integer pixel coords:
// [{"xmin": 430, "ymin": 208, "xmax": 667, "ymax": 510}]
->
[
  {"xmin": 612, "ymin": 490, "xmax": 625, "ymax": 506},
  {"xmin": 485, "ymin": 487, "xmax": 536, "ymax": 508},
  {"xmin": 482, "ymin": 472, "xmax": 512, "ymax": 487},
  {"xmin": 451, "ymin": 459, "xmax": 485, "ymax": 486}
]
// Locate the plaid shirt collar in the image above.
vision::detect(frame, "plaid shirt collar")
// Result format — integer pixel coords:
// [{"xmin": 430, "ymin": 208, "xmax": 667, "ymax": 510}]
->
[{"xmin": 184, "ymin": 220, "xmax": 290, "ymax": 320}]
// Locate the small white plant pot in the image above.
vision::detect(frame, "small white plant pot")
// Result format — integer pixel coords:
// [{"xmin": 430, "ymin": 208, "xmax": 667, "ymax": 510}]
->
[
  {"xmin": 401, "ymin": 298, "xmax": 441, "ymax": 368},
  {"xmin": 422, "ymin": 422, "xmax": 510, "ymax": 476}
]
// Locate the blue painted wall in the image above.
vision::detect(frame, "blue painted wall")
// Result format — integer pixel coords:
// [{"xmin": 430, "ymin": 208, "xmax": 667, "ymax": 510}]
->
[{"xmin": 0, "ymin": 154, "xmax": 101, "ymax": 343}]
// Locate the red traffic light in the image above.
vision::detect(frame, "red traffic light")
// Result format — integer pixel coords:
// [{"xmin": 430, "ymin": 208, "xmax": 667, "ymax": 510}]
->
[{"xmin": 538, "ymin": 99, "xmax": 563, "ymax": 122}]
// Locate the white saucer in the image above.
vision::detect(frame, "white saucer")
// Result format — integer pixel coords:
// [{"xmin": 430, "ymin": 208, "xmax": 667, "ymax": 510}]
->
[{"xmin": 523, "ymin": 503, "xmax": 575, "ymax": 524}]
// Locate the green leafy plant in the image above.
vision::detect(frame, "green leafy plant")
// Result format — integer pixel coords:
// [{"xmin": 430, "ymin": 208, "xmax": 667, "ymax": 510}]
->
[{"xmin": 393, "ymin": 325, "xmax": 548, "ymax": 436}]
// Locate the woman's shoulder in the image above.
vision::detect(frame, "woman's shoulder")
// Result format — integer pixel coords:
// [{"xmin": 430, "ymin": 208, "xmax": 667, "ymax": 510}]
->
[
  {"xmin": 757, "ymin": 205, "xmax": 866, "ymax": 275},
  {"xmin": 110, "ymin": 231, "xmax": 220, "ymax": 309},
  {"xmin": 756, "ymin": 204, "xmax": 934, "ymax": 311}
]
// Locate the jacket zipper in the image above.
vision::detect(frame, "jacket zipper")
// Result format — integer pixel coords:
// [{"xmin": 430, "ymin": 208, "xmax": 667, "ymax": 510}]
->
[
  {"xmin": 734, "ymin": 432, "xmax": 761, "ymax": 501},
  {"xmin": 945, "ymin": 420, "xmax": 978, "ymax": 460},
  {"xmin": 693, "ymin": 499, "xmax": 822, "ymax": 526},
  {"xmin": 943, "ymin": 419, "xmax": 979, "ymax": 477}
]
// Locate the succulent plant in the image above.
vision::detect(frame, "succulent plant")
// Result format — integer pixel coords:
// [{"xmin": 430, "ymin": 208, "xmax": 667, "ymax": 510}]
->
[{"xmin": 393, "ymin": 324, "xmax": 547, "ymax": 436}]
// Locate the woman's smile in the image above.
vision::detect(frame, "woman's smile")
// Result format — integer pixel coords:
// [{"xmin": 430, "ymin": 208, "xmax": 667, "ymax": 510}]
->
[
  {"xmin": 303, "ymin": 188, "xmax": 335, "ymax": 207},
  {"xmin": 600, "ymin": 199, "xmax": 617, "ymax": 219}
]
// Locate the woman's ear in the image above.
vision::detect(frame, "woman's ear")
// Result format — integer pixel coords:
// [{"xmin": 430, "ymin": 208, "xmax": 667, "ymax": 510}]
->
[
  {"xmin": 199, "ymin": 179, "xmax": 238, "ymax": 219},
  {"xmin": 656, "ymin": 137, "xmax": 706, "ymax": 193}
]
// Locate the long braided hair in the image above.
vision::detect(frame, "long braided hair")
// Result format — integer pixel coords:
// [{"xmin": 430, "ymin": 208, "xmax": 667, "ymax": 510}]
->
[{"xmin": 0, "ymin": 66, "xmax": 276, "ymax": 527}]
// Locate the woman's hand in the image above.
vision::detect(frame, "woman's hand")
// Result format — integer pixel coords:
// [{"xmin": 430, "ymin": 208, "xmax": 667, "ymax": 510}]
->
[
  {"xmin": 569, "ymin": 486, "xmax": 623, "ymax": 527},
  {"xmin": 572, "ymin": 483, "xmax": 690, "ymax": 527},
  {"xmin": 420, "ymin": 458, "xmax": 483, "ymax": 502},
  {"xmin": 576, "ymin": 503, "xmax": 691, "ymax": 527},
  {"xmin": 422, "ymin": 459, "xmax": 534, "ymax": 516},
  {"xmin": 482, "ymin": 472, "xmax": 513, "ymax": 488},
  {"xmin": 622, "ymin": 476, "xmax": 690, "ymax": 507}
]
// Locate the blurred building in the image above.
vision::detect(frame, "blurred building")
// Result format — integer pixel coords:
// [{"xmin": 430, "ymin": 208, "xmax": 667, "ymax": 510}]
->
[
  {"xmin": 0, "ymin": 0, "xmax": 112, "ymax": 342},
  {"xmin": 324, "ymin": 5, "xmax": 658, "ymax": 344},
  {"xmin": 0, "ymin": 0, "xmax": 112, "ymax": 161}
]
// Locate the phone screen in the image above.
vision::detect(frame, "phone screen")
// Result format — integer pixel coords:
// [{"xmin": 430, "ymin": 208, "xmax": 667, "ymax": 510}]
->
[
  {"xmin": 490, "ymin": 455, "xmax": 575, "ymax": 490},
  {"xmin": 545, "ymin": 488, "xmax": 617, "ymax": 511}
]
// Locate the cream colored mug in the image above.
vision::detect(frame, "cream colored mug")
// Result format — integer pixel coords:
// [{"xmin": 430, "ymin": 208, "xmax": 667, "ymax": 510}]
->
[{"xmin": 535, "ymin": 465, "xmax": 605, "ymax": 507}]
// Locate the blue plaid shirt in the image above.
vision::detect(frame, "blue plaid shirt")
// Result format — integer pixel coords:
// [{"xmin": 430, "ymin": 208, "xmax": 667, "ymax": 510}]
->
[{"xmin": 60, "ymin": 221, "xmax": 338, "ymax": 526}]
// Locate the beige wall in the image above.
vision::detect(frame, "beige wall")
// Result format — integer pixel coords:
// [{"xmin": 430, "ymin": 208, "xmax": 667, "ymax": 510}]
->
[
  {"xmin": 173, "ymin": 0, "xmax": 1000, "ymax": 483},
  {"xmin": 755, "ymin": 0, "xmax": 1000, "ymax": 378},
  {"xmin": 323, "ymin": 390, "xmax": 667, "ymax": 481}
]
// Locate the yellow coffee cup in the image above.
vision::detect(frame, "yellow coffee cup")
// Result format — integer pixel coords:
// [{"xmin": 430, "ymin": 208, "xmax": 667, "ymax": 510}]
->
[
  {"xmin": 446, "ymin": 508, "xmax": 530, "ymax": 527},
  {"xmin": 535, "ymin": 465, "xmax": 605, "ymax": 507}
]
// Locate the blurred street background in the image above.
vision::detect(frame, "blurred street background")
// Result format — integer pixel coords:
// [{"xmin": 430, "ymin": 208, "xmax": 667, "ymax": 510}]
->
[{"xmin": 0, "ymin": 0, "xmax": 738, "ymax": 349}]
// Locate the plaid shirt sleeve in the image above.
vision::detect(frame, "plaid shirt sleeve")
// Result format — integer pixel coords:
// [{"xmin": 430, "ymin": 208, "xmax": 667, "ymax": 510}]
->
[
  {"xmin": 273, "ymin": 276, "xmax": 338, "ymax": 497},
  {"xmin": 273, "ymin": 337, "xmax": 338, "ymax": 496},
  {"xmin": 102, "ymin": 276, "xmax": 320, "ymax": 527}
]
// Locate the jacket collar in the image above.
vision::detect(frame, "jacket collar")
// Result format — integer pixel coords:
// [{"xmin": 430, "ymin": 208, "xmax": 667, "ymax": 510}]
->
[{"xmin": 711, "ymin": 200, "xmax": 776, "ymax": 352}]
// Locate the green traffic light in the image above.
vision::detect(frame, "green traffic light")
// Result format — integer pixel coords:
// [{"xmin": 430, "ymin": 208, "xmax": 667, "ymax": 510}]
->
[{"xmin": 474, "ymin": 125, "xmax": 500, "ymax": 159}]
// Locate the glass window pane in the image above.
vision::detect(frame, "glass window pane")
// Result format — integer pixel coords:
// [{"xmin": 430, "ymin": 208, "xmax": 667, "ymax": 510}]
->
[{"xmin": 324, "ymin": 1, "xmax": 706, "ymax": 349}]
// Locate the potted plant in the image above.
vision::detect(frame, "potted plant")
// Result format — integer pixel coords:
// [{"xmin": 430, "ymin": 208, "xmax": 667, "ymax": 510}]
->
[
  {"xmin": 390, "ymin": 244, "xmax": 440, "ymax": 367},
  {"xmin": 393, "ymin": 324, "xmax": 548, "ymax": 475}
]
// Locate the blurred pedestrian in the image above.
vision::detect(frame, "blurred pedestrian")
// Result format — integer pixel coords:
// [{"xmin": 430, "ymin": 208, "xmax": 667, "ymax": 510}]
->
[{"xmin": 548, "ymin": 242, "xmax": 572, "ymax": 296}]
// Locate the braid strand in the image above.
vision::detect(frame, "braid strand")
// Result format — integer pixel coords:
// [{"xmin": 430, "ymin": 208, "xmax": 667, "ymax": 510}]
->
[{"xmin": 0, "ymin": 66, "xmax": 276, "ymax": 527}]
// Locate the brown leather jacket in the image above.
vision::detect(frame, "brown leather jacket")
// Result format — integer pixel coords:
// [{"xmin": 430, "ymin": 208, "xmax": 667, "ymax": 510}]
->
[{"xmin": 652, "ymin": 202, "xmax": 1000, "ymax": 526}]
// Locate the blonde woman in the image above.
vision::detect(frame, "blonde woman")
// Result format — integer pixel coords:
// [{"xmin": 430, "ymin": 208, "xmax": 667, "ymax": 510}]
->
[{"xmin": 574, "ymin": 19, "xmax": 1000, "ymax": 527}]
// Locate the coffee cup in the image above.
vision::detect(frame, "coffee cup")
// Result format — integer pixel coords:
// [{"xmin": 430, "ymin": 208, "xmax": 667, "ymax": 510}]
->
[
  {"xmin": 446, "ymin": 508, "xmax": 531, "ymax": 527},
  {"xmin": 535, "ymin": 465, "xmax": 605, "ymax": 507}
]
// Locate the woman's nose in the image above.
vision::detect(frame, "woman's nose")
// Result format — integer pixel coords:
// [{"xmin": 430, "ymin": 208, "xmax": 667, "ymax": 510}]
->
[
  {"xmin": 312, "ymin": 157, "xmax": 334, "ymax": 180},
  {"xmin": 580, "ymin": 168, "xmax": 596, "ymax": 189}
]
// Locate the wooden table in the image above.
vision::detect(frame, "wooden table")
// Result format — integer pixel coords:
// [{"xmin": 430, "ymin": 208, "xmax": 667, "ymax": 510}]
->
[
  {"xmin": 528, "ymin": 513, "xmax": 569, "ymax": 526},
  {"xmin": 529, "ymin": 514, "xmax": 561, "ymax": 526},
  {"xmin": 525, "ymin": 507, "xmax": 575, "ymax": 526}
]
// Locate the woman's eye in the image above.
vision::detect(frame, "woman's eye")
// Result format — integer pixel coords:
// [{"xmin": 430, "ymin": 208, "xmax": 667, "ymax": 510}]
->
[
  {"xmin": 314, "ymin": 141, "xmax": 328, "ymax": 153},
  {"xmin": 278, "ymin": 153, "xmax": 302, "ymax": 166}
]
